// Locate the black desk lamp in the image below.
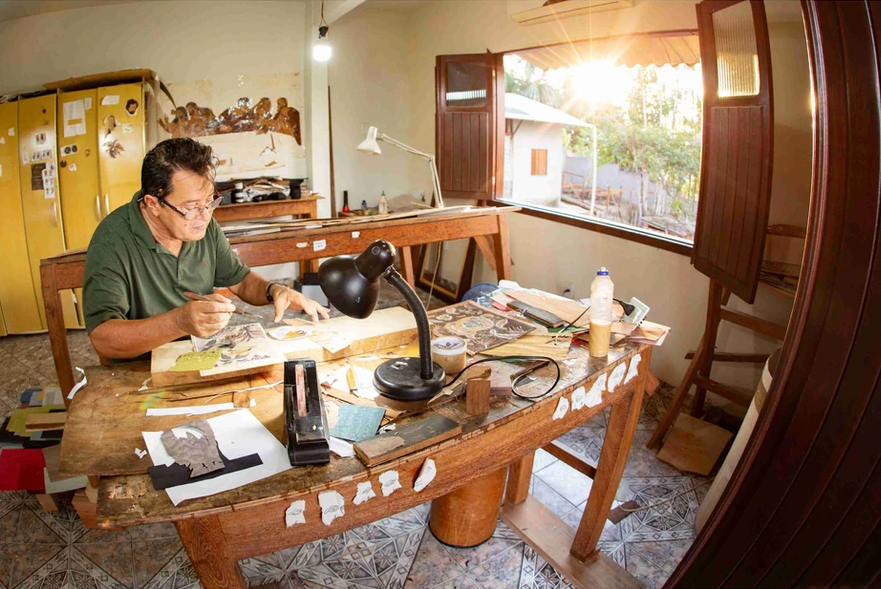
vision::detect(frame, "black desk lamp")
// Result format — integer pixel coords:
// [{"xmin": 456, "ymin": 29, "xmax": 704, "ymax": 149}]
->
[{"xmin": 318, "ymin": 239, "xmax": 445, "ymax": 401}]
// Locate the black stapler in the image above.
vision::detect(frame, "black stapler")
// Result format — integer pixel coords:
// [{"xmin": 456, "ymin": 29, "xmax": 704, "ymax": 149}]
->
[{"xmin": 284, "ymin": 359, "xmax": 330, "ymax": 466}]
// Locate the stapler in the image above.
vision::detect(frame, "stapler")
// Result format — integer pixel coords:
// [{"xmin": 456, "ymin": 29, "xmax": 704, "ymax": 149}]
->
[{"xmin": 284, "ymin": 359, "xmax": 330, "ymax": 466}]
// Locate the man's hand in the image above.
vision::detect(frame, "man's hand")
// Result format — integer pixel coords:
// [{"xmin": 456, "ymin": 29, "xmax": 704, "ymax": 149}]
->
[
  {"xmin": 269, "ymin": 284, "xmax": 330, "ymax": 323},
  {"xmin": 176, "ymin": 292, "xmax": 236, "ymax": 337}
]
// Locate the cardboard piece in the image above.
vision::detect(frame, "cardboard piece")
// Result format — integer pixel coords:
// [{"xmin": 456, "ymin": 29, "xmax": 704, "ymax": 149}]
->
[{"xmin": 657, "ymin": 413, "xmax": 734, "ymax": 476}]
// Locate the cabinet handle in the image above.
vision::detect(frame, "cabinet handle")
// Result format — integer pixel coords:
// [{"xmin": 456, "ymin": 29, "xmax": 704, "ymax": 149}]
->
[
  {"xmin": 95, "ymin": 196, "xmax": 102, "ymax": 221},
  {"xmin": 104, "ymin": 194, "xmax": 110, "ymax": 217},
  {"xmin": 52, "ymin": 199, "xmax": 59, "ymax": 227}
]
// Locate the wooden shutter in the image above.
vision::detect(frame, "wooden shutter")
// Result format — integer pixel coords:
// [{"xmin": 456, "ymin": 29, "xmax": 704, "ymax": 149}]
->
[
  {"xmin": 436, "ymin": 53, "xmax": 499, "ymax": 200},
  {"xmin": 692, "ymin": 0, "xmax": 773, "ymax": 303}
]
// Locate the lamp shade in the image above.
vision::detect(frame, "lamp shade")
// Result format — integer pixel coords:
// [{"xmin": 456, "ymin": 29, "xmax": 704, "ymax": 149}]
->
[
  {"xmin": 318, "ymin": 240, "xmax": 396, "ymax": 318},
  {"xmin": 357, "ymin": 126, "xmax": 382, "ymax": 155}
]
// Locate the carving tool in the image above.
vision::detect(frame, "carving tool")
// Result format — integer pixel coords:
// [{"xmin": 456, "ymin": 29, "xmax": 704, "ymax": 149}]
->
[{"xmin": 183, "ymin": 291, "xmax": 263, "ymax": 319}]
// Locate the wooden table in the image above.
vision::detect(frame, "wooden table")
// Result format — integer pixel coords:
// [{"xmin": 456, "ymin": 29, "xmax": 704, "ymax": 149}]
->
[
  {"xmin": 211, "ymin": 197, "xmax": 320, "ymax": 224},
  {"xmin": 60, "ymin": 337, "xmax": 649, "ymax": 589},
  {"xmin": 40, "ymin": 206, "xmax": 517, "ymax": 396}
]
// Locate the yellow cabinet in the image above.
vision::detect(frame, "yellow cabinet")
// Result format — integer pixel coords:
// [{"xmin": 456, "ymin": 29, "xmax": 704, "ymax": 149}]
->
[
  {"xmin": 97, "ymin": 83, "xmax": 145, "ymax": 214},
  {"xmin": 17, "ymin": 95, "xmax": 79, "ymax": 330},
  {"xmin": 0, "ymin": 102, "xmax": 43, "ymax": 333},
  {"xmin": 58, "ymin": 89, "xmax": 101, "ymax": 250}
]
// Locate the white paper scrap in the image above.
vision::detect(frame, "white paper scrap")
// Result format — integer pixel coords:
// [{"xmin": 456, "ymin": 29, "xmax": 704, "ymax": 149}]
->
[
  {"xmin": 285, "ymin": 500, "xmax": 306, "ymax": 527},
  {"xmin": 0, "ymin": 164, "xmax": 3, "ymax": 177},
  {"xmin": 7, "ymin": 128, "xmax": 13, "ymax": 136},
  {"xmin": 351, "ymin": 366, "xmax": 379, "ymax": 399},
  {"xmin": 249, "ymin": 398, "xmax": 256, "ymax": 408},
  {"xmin": 84, "ymin": 97, "xmax": 92, "ymax": 110},
  {"xmin": 63, "ymin": 100, "xmax": 86, "ymax": 137},
  {"xmin": 296, "ymin": 242, "xmax": 308, "ymax": 248},
  {"xmin": 145, "ymin": 403, "xmax": 235, "ymax": 417},
  {"xmin": 552, "ymin": 397, "xmax": 569, "ymax": 420},
  {"xmin": 585, "ymin": 373, "xmax": 606, "ymax": 408},
  {"xmin": 570, "ymin": 387, "xmax": 586, "ymax": 410},
  {"xmin": 351, "ymin": 231, "xmax": 360, "ymax": 238},
  {"xmin": 353, "ymin": 481, "xmax": 376, "ymax": 505},
  {"xmin": 318, "ymin": 490, "xmax": 345, "ymax": 526},
  {"xmin": 379, "ymin": 423, "xmax": 396, "ymax": 434},
  {"xmin": 379, "ymin": 470, "xmax": 402, "ymax": 496},
  {"xmin": 22, "ymin": 152, "xmax": 29, "ymax": 165},
  {"xmin": 142, "ymin": 410, "xmax": 292, "ymax": 506},
  {"xmin": 268, "ymin": 325, "xmax": 313, "ymax": 341},
  {"xmin": 313, "ymin": 239, "xmax": 326, "ymax": 252},
  {"xmin": 311, "ymin": 331, "xmax": 352, "ymax": 354},
  {"xmin": 69, "ymin": 163, "xmax": 77, "ymax": 172},
  {"xmin": 67, "ymin": 367, "xmax": 87, "ymax": 399},
  {"xmin": 134, "ymin": 448, "xmax": 147, "ymax": 459},
  {"xmin": 0, "ymin": 136, "xmax": 4, "ymax": 144},
  {"xmin": 328, "ymin": 436, "xmax": 354, "ymax": 457},
  {"xmin": 414, "ymin": 458, "xmax": 437, "ymax": 492},
  {"xmin": 607, "ymin": 362, "xmax": 627, "ymax": 392},
  {"xmin": 624, "ymin": 353, "xmax": 642, "ymax": 384},
  {"xmin": 101, "ymin": 95, "xmax": 120, "ymax": 106}
]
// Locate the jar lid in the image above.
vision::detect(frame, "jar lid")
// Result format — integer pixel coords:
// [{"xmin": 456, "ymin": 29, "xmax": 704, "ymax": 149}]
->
[{"xmin": 431, "ymin": 336, "xmax": 466, "ymax": 355}]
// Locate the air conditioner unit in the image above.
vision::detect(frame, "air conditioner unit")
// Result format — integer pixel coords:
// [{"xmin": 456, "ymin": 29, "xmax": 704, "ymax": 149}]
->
[{"xmin": 508, "ymin": 0, "xmax": 636, "ymax": 26}]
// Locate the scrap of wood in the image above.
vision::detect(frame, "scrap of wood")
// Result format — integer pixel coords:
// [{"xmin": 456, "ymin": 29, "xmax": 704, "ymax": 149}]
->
[
  {"xmin": 482, "ymin": 334, "xmax": 572, "ymax": 361},
  {"xmin": 657, "ymin": 413, "xmax": 734, "ymax": 476},
  {"xmin": 354, "ymin": 414, "xmax": 462, "ymax": 466},
  {"xmin": 466, "ymin": 367, "xmax": 492, "ymax": 415},
  {"xmin": 35, "ymin": 493, "xmax": 59, "ymax": 512},
  {"xmin": 25, "ymin": 412, "xmax": 67, "ymax": 431},
  {"xmin": 506, "ymin": 290, "xmax": 591, "ymax": 327}
]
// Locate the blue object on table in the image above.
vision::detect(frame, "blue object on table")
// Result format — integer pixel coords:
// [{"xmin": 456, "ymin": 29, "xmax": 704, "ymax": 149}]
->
[
  {"xmin": 461, "ymin": 283, "xmax": 498, "ymax": 307},
  {"xmin": 330, "ymin": 404, "xmax": 386, "ymax": 442}
]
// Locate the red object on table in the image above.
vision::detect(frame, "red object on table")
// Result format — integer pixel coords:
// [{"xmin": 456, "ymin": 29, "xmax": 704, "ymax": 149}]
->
[{"xmin": 0, "ymin": 448, "xmax": 47, "ymax": 491}]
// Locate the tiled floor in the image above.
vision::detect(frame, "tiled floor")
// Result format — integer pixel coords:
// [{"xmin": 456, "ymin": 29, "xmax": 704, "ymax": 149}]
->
[{"xmin": 0, "ymin": 287, "xmax": 713, "ymax": 589}]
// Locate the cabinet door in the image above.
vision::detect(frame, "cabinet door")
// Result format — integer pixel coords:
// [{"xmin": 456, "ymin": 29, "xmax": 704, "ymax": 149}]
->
[
  {"xmin": 17, "ymin": 95, "xmax": 79, "ymax": 330},
  {"xmin": 58, "ymin": 89, "xmax": 100, "ymax": 250},
  {"xmin": 0, "ymin": 102, "xmax": 43, "ymax": 334},
  {"xmin": 97, "ymin": 83, "xmax": 145, "ymax": 214}
]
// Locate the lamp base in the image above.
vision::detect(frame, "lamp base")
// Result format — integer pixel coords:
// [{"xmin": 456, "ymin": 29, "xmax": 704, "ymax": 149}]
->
[{"xmin": 373, "ymin": 357, "xmax": 445, "ymax": 402}]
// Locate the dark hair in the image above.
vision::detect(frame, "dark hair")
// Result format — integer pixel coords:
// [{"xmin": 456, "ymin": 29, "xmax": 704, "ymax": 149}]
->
[{"xmin": 141, "ymin": 138, "xmax": 216, "ymax": 200}]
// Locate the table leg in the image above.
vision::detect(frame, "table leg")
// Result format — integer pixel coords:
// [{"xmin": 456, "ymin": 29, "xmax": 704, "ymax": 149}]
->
[
  {"xmin": 505, "ymin": 451, "xmax": 535, "ymax": 505},
  {"xmin": 400, "ymin": 246, "xmax": 416, "ymax": 288},
  {"xmin": 492, "ymin": 214, "xmax": 513, "ymax": 281},
  {"xmin": 571, "ymin": 375, "xmax": 646, "ymax": 561},
  {"xmin": 429, "ymin": 467, "xmax": 507, "ymax": 548},
  {"xmin": 176, "ymin": 516, "xmax": 247, "ymax": 589}
]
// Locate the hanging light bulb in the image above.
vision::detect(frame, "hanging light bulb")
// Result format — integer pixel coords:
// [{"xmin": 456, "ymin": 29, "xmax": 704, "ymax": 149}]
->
[{"xmin": 312, "ymin": 1, "xmax": 331, "ymax": 62}]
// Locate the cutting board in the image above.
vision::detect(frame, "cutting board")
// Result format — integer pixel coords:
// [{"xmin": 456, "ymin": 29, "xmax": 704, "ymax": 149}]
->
[{"xmin": 150, "ymin": 307, "xmax": 418, "ymax": 387}]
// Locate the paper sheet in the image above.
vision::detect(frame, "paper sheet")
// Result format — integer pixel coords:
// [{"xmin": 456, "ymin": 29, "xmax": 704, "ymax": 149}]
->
[
  {"xmin": 267, "ymin": 325, "xmax": 313, "ymax": 341},
  {"xmin": 67, "ymin": 367, "xmax": 87, "ymax": 399},
  {"xmin": 192, "ymin": 323, "xmax": 267, "ymax": 352},
  {"xmin": 552, "ymin": 397, "xmax": 569, "ymax": 420},
  {"xmin": 311, "ymin": 331, "xmax": 352, "ymax": 354},
  {"xmin": 624, "ymin": 353, "xmax": 642, "ymax": 384},
  {"xmin": 318, "ymin": 490, "xmax": 345, "ymax": 525},
  {"xmin": 142, "ymin": 410, "xmax": 291, "ymax": 506},
  {"xmin": 328, "ymin": 436, "xmax": 354, "ymax": 457},
  {"xmin": 101, "ymin": 95, "xmax": 120, "ymax": 106},
  {"xmin": 169, "ymin": 350, "xmax": 222, "ymax": 372},
  {"xmin": 63, "ymin": 100, "xmax": 86, "ymax": 137},
  {"xmin": 201, "ymin": 345, "xmax": 285, "ymax": 377},
  {"xmin": 353, "ymin": 481, "xmax": 376, "ymax": 505},
  {"xmin": 414, "ymin": 458, "xmax": 436, "ymax": 492},
  {"xmin": 585, "ymin": 374, "xmax": 606, "ymax": 408},
  {"xmin": 379, "ymin": 470, "xmax": 401, "ymax": 496},
  {"xmin": 570, "ymin": 386, "xmax": 586, "ymax": 410},
  {"xmin": 285, "ymin": 500, "xmax": 306, "ymax": 526},
  {"xmin": 351, "ymin": 366, "xmax": 378, "ymax": 400}
]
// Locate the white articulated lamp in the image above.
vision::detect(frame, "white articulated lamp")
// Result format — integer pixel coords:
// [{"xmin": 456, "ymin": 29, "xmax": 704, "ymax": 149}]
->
[{"xmin": 357, "ymin": 126, "xmax": 445, "ymax": 208}]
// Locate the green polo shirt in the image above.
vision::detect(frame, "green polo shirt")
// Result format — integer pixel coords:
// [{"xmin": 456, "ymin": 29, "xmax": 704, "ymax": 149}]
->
[{"xmin": 83, "ymin": 191, "xmax": 250, "ymax": 334}]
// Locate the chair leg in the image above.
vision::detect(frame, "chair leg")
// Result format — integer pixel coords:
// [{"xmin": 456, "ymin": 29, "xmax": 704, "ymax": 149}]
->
[
  {"xmin": 647, "ymin": 333, "xmax": 707, "ymax": 449},
  {"xmin": 692, "ymin": 281, "xmax": 725, "ymax": 417}
]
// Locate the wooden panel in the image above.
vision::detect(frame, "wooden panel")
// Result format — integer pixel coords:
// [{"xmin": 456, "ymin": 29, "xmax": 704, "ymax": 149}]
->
[
  {"xmin": 670, "ymin": 2, "xmax": 881, "ymax": 585},
  {"xmin": 17, "ymin": 94, "xmax": 79, "ymax": 330},
  {"xmin": 436, "ymin": 54, "xmax": 496, "ymax": 200},
  {"xmin": 58, "ymin": 89, "xmax": 101, "ymax": 251},
  {"xmin": 531, "ymin": 149, "xmax": 548, "ymax": 176},
  {"xmin": 0, "ymin": 102, "xmax": 43, "ymax": 334},
  {"xmin": 692, "ymin": 0, "xmax": 774, "ymax": 304},
  {"xmin": 97, "ymin": 83, "xmax": 145, "ymax": 214}
]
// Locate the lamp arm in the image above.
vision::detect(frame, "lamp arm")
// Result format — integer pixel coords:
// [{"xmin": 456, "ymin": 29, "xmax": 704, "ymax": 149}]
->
[
  {"xmin": 379, "ymin": 134, "xmax": 433, "ymax": 160},
  {"xmin": 382, "ymin": 268, "xmax": 435, "ymax": 380},
  {"xmin": 378, "ymin": 133, "xmax": 445, "ymax": 208}
]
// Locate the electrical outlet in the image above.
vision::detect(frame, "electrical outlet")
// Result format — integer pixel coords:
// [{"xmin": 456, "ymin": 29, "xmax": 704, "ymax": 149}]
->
[{"xmin": 562, "ymin": 282, "xmax": 576, "ymax": 299}]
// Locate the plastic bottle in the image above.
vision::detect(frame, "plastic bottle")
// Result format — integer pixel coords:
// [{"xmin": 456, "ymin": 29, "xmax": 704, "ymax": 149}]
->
[
  {"xmin": 588, "ymin": 267, "xmax": 614, "ymax": 357},
  {"xmin": 342, "ymin": 190, "xmax": 351, "ymax": 213},
  {"xmin": 378, "ymin": 191, "xmax": 389, "ymax": 214}
]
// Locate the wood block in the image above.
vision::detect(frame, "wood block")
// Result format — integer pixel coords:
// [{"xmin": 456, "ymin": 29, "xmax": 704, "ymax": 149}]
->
[
  {"xmin": 644, "ymin": 369, "xmax": 660, "ymax": 396},
  {"xmin": 466, "ymin": 368, "xmax": 491, "ymax": 415},
  {"xmin": 657, "ymin": 413, "xmax": 734, "ymax": 476},
  {"xmin": 72, "ymin": 490, "xmax": 98, "ymax": 529},
  {"xmin": 25, "ymin": 412, "xmax": 67, "ymax": 431},
  {"xmin": 502, "ymin": 496, "xmax": 642, "ymax": 589},
  {"xmin": 354, "ymin": 414, "xmax": 462, "ymax": 466},
  {"xmin": 85, "ymin": 478, "xmax": 99, "ymax": 503},
  {"xmin": 35, "ymin": 493, "xmax": 59, "ymax": 512}
]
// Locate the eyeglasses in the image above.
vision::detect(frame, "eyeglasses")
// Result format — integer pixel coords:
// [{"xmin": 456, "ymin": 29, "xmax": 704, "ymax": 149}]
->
[{"xmin": 159, "ymin": 195, "xmax": 223, "ymax": 221}]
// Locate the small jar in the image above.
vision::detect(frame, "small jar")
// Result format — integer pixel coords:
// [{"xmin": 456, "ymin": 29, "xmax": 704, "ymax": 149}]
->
[{"xmin": 431, "ymin": 336, "xmax": 467, "ymax": 377}]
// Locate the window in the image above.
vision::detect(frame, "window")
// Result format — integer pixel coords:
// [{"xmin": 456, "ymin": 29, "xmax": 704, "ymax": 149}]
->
[{"xmin": 531, "ymin": 149, "xmax": 548, "ymax": 175}]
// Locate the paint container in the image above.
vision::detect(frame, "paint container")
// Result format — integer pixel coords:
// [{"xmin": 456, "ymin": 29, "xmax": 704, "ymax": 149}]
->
[{"xmin": 431, "ymin": 336, "xmax": 467, "ymax": 377}]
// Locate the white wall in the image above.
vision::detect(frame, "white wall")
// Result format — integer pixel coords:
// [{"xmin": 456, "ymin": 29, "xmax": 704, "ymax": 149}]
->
[
  {"xmin": 509, "ymin": 120, "xmax": 564, "ymax": 206},
  {"xmin": 328, "ymin": 5, "xmax": 413, "ymax": 212}
]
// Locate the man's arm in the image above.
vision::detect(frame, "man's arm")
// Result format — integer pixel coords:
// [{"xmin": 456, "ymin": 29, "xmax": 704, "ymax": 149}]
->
[
  {"xmin": 89, "ymin": 296, "xmax": 236, "ymax": 359},
  {"xmin": 228, "ymin": 271, "xmax": 330, "ymax": 323}
]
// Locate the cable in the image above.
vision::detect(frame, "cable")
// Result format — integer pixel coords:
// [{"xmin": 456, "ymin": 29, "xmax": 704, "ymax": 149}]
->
[{"xmin": 445, "ymin": 355, "xmax": 562, "ymax": 402}]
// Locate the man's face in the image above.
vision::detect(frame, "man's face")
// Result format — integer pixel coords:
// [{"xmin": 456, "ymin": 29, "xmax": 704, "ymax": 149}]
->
[{"xmin": 146, "ymin": 170, "xmax": 215, "ymax": 242}]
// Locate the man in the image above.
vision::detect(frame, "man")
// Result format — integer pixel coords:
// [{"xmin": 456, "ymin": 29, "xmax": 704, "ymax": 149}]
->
[{"xmin": 84, "ymin": 138, "xmax": 329, "ymax": 359}]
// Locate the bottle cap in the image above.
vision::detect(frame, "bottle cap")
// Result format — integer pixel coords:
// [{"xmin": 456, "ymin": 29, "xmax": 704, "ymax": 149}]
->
[
  {"xmin": 597, "ymin": 267, "xmax": 609, "ymax": 276},
  {"xmin": 234, "ymin": 182, "xmax": 244, "ymax": 189}
]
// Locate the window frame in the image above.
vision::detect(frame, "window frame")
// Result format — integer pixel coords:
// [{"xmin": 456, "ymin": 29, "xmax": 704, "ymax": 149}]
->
[{"xmin": 488, "ymin": 30, "xmax": 700, "ymax": 257}]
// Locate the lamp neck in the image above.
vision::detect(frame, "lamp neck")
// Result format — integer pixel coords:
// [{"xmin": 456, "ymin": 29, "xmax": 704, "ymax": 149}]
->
[{"xmin": 382, "ymin": 268, "xmax": 435, "ymax": 380}]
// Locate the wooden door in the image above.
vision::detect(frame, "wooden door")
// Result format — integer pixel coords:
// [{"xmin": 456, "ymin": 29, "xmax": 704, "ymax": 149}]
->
[
  {"xmin": 97, "ymin": 83, "xmax": 145, "ymax": 215},
  {"xmin": 17, "ymin": 95, "xmax": 79, "ymax": 330},
  {"xmin": 0, "ymin": 102, "xmax": 43, "ymax": 334},
  {"xmin": 691, "ymin": 0, "xmax": 773, "ymax": 303},
  {"xmin": 436, "ymin": 54, "xmax": 498, "ymax": 200}
]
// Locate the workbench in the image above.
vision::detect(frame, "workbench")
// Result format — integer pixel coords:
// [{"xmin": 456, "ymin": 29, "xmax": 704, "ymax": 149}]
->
[
  {"xmin": 59, "ymin": 329, "xmax": 649, "ymax": 589},
  {"xmin": 211, "ymin": 196, "xmax": 320, "ymax": 224}
]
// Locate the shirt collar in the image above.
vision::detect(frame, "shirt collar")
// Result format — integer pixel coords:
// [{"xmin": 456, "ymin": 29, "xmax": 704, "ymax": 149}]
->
[{"xmin": 128, "ymin": 190, "xmax": 163, "ymax": 251}]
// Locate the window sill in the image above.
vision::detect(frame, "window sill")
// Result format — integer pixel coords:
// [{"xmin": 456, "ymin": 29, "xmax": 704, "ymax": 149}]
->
[{"xmin": 491, "ymin": 198, "xmax": 693, "ymax": 257}]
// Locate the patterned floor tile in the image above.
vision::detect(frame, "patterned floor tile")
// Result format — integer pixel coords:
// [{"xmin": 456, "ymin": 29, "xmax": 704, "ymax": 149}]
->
[
  {"xmin": 626, "ymin": 539, "xmax": 693, "ymax": 575},
  {"xmin": 404, "ymin": 531, "xmax": 467, "ymax": 588},
  {"xmin": 623, "ymin": 430, "xmax": 685, "ymax": 478},
  {"xmin": 141, "ymin": 548, "xmax": 201, "ymax": 589},
  {"xmin": 74, "ymin": 542, "xmax": 135, "ymax": 588},
  {"xmin": 555, "ymin": 424, "xmax": 604, "ymax": 464},
  {"xmin": 618, "ymin": 476, "xmax": 700, "ymax": 542},
  {"xmin": 532, "ymin": 449, "xmax": 557, "ymax": 474},
  {"xmin": 443, "ymin": 534, "xmax": 521, "ymax": 573},
  {"xmin": 623, "ymin": 544, "xmax": 671, "ymax": 589},
  {"xmin": 133, "ymin": 538, "xmax": 184, "ymax": 589},
  {"xmin": 467, "ymin": 544, "xmax": 524, "ymax": 587},
  {"xmin": 519, "ymin": 546, "xmax": 574, "ymax": 589},
  {"xmin": 425, "ymin": 573, "xmax": 479, "ymax": 589},
  {"xmin": 240, "ymin": 552, "xmax": 287, "ymax": 586}
]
